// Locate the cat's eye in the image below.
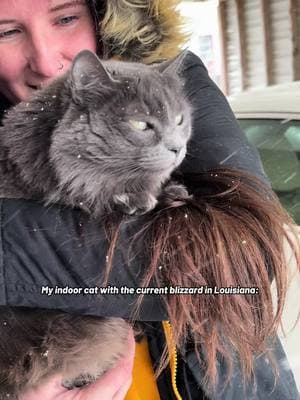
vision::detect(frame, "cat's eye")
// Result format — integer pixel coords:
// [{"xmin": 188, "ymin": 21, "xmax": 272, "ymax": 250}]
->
[
  {"xmin": 175, "ymin": 114, "xmax": 183, "ymax": 125},
  {"xmin": 129, "ymin": 120, "xmax": 148, "ymax": 131}
]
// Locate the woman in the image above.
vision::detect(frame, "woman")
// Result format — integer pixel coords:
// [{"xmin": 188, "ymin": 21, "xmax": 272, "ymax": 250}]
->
[{"xmin": 0, "ymin": 1, "xmax": 299, "ymax": 399}]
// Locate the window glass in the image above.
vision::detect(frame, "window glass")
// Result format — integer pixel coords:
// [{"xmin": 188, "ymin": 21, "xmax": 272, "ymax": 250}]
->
[{"xmin": 238, "ymin": 119, "xmax": 300, "ymax": 224}]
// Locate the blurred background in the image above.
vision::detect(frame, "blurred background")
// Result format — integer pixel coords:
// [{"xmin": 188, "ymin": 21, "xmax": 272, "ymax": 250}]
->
[
  {"xmin": 178, "ymin": 0, "xmax": 300, "ymax": 93},
  {"xmin": 178, "ymin": 0, "xmax": 300, "ymax": 390}
]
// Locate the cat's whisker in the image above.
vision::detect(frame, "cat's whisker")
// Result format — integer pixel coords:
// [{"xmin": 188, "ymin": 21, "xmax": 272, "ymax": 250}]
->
[
  {"xmin": 184, "ymin": 151, "xmax": 196, "ymax": 158},
  {"xmin": 94, "ymin": 155, "xmax": 140, "ymax": 161}
]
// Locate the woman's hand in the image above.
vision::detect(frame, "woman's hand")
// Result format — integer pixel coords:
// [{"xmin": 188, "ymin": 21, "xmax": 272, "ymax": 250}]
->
[{"xmin": 20, "ymin": 329, "xmax": 135, "ymax": 400}]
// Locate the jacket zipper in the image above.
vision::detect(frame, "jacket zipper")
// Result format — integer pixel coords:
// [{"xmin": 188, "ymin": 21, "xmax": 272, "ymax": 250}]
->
[{"xmin": 162, "ymin": 321, "xmax": 182, "ymax": 400}]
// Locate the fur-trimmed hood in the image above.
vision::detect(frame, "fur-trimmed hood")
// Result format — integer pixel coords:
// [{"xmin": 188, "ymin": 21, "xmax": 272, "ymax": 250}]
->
[{"xmin": 96, "ymin": 0, "xmax": 189, "ymax": 63}]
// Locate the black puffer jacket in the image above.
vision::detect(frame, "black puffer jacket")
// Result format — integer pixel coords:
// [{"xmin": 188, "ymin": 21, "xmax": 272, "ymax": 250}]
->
[{"xmin": 0, "ymin": 52, "xmax": 298, "ymax": 399}]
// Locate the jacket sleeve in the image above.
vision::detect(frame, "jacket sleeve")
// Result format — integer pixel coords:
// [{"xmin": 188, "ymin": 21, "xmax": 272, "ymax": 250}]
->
[
  {"xmin": 185, "ymin": 334, "xmax": 300, "ymax": 399},
  {"xmin": 0, "ymin": 198, "xmax": 167, "ymax": 321},
  {"xmin": 178, "ymin": 51, "xmax": 270, "ymax": 186}
]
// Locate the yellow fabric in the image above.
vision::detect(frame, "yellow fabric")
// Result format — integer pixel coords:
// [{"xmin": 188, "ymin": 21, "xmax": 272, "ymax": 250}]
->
[
  {"xmin": 125, "ymin": 335, "xmax": 161, "ymax": 400},
  {"xmin": 125, "ymin": 323, "xmax": 183, "ymax": 400},
  {"xmin": 162, "ymin": 321, "xmax": 182, "ymax": 400}
]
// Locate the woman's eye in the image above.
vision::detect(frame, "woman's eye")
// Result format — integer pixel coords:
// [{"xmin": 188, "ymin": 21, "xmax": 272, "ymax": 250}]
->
[
  {"xmin": 57, "ymin": 15, "xmax": 79, "ymax": 26},
  {"xmin": 175, "ymin": 114, "xmax": 183, "ymax": 125},
  {"xmin": 0, "ymin": 29, "xmax": 21, "ymax": 40},
  {"xmin": 129, "ymin": 120, "xmax": 148, "ymax": 131}
]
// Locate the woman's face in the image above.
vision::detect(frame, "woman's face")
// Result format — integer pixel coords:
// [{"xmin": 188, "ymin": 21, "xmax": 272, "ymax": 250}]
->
[{"xmin": 0, "ymin": 0, "xmax": 97, "ymax": 104}]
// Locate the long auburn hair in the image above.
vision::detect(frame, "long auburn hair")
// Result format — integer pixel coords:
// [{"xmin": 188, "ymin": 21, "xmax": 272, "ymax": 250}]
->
[{"xmin": 105, "ymin": 168, "xmax": 300, "ymax": 388}]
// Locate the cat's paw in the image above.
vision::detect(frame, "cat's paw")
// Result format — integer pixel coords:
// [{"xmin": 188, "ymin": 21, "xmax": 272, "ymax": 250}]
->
[
  {"xmin": 113, "ymin": 192, "xmax": 157, "ymax": 215},
  {"xmin": 163, "ymin": 181, "xmax": 190, "ymax": 199},
  {"xmin": 158, "ymin": 181, "xmax": 193, "ymax": 207}
]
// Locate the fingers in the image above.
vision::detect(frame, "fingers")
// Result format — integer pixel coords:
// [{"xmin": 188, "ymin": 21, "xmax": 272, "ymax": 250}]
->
[
  {"xmin": 20, "ymin": 375, "xmax": 69, "ymax": 400},
  {"xmin": 112, "ymin": 377, "xmax": 133, "ymax": 400},
  {"xmin": 78, "ymin": 328, "xmax": 136, "ymax": 399}
]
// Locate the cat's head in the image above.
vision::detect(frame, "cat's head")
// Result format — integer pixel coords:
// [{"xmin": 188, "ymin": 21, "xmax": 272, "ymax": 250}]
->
[{"xmin": 51, "ymin": 50, "xmax": 192, "ymax": 185}]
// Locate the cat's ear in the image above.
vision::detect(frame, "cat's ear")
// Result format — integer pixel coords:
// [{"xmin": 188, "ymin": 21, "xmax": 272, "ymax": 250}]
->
[
  {"xmin": 155, "ymin": 50, "xmax": 188, "ymax": 76},
  {"xmin": 70, "ymin": 50, "xmax": 112, "ymax": 90}
]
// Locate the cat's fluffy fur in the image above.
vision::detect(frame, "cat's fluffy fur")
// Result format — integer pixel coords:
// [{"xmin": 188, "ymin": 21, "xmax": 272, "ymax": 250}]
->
[
  {"xmin": 0, "ymin": 308, "xmax": 129, "ymax": 396},
  {"xmin": 0, "ymin": 50, "xmax": 192, "ymax": 398},
  {"xmin": 0, "ymin": 50, "xmax": 191, "ymax": 215}
]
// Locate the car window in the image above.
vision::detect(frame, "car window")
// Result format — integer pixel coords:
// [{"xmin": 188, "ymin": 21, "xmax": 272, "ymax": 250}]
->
[{"xmin": 238, "ymin": 119, "xmax": 300, "ymax": 224}]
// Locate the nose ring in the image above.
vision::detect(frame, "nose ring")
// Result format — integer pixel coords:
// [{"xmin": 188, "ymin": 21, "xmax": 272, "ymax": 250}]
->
[{"xmin": 58, "ymin": 61, "xmax": 64, "ymax": 71}]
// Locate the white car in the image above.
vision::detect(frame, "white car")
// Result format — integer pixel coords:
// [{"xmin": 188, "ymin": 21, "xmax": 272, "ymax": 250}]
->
[
  {"xmin": 229, "ymin": 83, "xmax": 300, "ymax": 389},
  {"xmin": 229, "ymin": 82, "xmax": 300, "ymax": 225}
]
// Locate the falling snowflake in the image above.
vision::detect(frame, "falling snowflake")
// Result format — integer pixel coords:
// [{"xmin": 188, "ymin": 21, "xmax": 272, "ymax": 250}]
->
[{"xmin": 42, "ymin": 350, "xmax": 49, "ymax": 358}]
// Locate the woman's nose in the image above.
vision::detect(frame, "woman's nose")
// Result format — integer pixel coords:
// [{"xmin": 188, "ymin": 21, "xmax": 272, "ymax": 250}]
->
[{"xmin": 27, "ymin": 35, "xmax": 65, "ymax": 79}]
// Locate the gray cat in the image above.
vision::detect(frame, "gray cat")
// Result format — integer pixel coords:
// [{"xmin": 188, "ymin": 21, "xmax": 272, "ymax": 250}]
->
[
  {"xmin": 0, "ymin": 50, "xmax": 191, "ymax": 215},
  {"xmin": 0, "ymin": 50, "xmax": 192, "ymax": 398}
]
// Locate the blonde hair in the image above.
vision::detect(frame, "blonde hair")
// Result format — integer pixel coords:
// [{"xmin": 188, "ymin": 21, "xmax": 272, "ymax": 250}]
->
[{"xmin": 99, "ymin": 0, "xmax": 189, "ymax": 63}]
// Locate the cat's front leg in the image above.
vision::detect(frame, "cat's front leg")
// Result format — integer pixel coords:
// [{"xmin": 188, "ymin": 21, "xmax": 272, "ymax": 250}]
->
[
  {"xmin": 113, "ymin": 192, "xmax": 158, "ymax": 215},
  {"xmin": 113, "ymin": 182, "xmax": 191, "ymax": 215}
]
